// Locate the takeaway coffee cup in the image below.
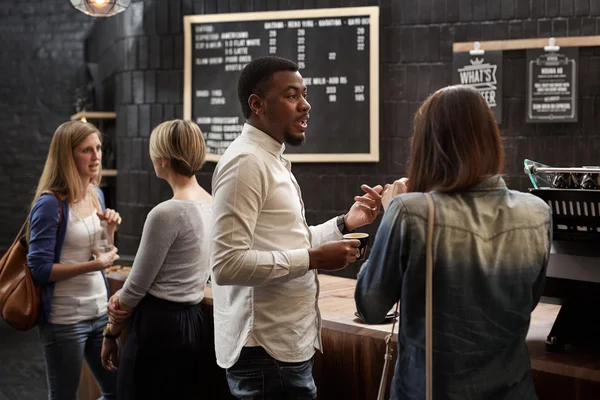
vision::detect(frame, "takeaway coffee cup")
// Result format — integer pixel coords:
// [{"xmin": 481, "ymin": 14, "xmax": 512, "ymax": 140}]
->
[{"xmin": 343, "ymin": 233, "xmax": 369, "ymax": 261}]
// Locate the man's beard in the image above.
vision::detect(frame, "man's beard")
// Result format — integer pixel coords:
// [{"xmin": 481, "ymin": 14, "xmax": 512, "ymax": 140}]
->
[
  {"xmin": 284, "ymin": 130, "xmax": 305, "ymax": 146},
  {"xmin": 266, "ymin": 108, "xmax": 306, "ymax": 146}
]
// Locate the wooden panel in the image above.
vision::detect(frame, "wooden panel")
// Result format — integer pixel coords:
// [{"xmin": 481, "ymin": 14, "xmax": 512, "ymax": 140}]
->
[
  {"xmin": 533, "ymin": 370, "xmax": 600, "ymax": 400},
  {"xmin": 453, "ymin": 36, "xmax": 600, "ymax": 53},
  {"xmin": 78, "ymin": 364, "xmax": 101, "ymax": 400},
  {"xmin": 314, "ymin": 328, "xmax": 395, "ymax": 400},
  {"xmin": 101, "ymin": 169, "xmax": 117, "ymax": 177},
  {"xmin": 70, "ymin": 111, "xmax": 117, "ymax": 121},
  {"xmin": 79, "ymin": 272, "xmax": 600, "ymax": 399}
]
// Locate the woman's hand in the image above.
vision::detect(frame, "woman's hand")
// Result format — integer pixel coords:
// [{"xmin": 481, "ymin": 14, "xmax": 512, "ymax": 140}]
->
[
  {"xmin": 107, "ymin": 291, "xmax": 130, "ymax": 325},
  {"xmin": 92, "ymin": 246, "xmax": 120, "ymax": 270},
  {"xmin": 97, "ymin": 208, "xmax": 122, "ymax": 236},
  {"xmin": 101, "ymin": 337, "xmax": 119, "ymax": 372},
  {"xmin": 381, "ymin": 178, "xmax": 409, "ymax": 211}
]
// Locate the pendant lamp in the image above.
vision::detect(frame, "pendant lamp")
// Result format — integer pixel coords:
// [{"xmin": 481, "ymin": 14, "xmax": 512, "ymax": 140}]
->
[{"xmin": 70, "ymin": 0, "xmax": 131, "ymax": 17}]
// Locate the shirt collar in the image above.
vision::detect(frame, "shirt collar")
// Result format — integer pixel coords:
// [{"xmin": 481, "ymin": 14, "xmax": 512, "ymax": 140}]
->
[
  {"xmin": 241, "ymin": 123, "xmax": 285, "ymax": 157},
  {"xmin": 471, "ymin": 175, "xmax": 507, "ymax": 191}
]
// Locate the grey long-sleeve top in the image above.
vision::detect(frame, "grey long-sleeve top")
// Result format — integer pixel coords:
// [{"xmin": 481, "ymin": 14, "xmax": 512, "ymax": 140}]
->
[{"xmin": 120, "ymin": 199, "xmax": 212, "ymax": 308}]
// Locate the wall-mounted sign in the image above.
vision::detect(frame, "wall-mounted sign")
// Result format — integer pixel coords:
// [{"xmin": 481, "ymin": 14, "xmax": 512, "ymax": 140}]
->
[
  {"xmin": 452, "ymin": 51, "xmax": 503, "ymax": 122},
  {"xmin": 526, "ymin": 48, "xmax": 578, "ymax": 123},
  {"xmin": 183, "ymin": 7, "xmax": 380, "ymax": 163}
]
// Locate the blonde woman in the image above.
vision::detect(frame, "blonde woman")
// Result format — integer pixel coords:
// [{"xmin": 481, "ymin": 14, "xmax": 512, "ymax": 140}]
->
[
  {"xmin": 101, "ymin": 120, "xmax": 212, "ymax": 399},
  {"xmin": 27, "ymin": 120, "xmax": 121, "ymax": 400}
]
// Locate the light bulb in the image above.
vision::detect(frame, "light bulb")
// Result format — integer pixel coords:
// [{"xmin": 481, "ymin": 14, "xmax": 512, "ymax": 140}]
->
[
  {"xmin": 71, "ymin": 0, "xmax": 130, "ymax": 17},
  {"xmin": 80, "ymin": 117, "xmax": 88, "ymax": 123}
]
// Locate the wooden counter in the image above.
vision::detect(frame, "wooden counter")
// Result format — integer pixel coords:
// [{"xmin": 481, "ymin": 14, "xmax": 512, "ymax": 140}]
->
[{"xmin": 80, "ymin": 272, "xmax": 600, "ymax": 399}]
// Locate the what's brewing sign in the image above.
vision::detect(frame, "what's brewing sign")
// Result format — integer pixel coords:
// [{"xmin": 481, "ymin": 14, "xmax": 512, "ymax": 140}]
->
[{"xmin": 452, "ymin": 51, "xmax": 503, "ymax": 122}]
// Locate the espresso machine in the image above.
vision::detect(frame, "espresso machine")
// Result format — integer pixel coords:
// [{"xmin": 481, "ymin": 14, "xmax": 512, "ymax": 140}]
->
[{"xmin": 524, "ymin": 160, "xmax": 600, "ymax": 352}]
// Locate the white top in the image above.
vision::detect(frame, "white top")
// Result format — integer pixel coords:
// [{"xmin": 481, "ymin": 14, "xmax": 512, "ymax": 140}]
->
[
  {"xmin": 50, "ymin": 211, "xmax": 107, "ymax": 324},
  {"xmin": 210, "ymin": 123, "xmax": 343, "ymax": 369},
  {"xmin": 120, "ymin": 200, "xmax": 212, "ymax": 308}
]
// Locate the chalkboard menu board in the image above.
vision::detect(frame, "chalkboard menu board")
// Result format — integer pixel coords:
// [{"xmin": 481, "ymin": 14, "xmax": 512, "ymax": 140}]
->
[
  {"xmin": 452, "ymin": 51, "xmax": 503, "ymax": 122},
  {"xmin": 183, "ymin": 7, "xmax": 379, "ymax": 163},
  {"xmin": 526, "ymin": 48, "xmax": 578, "ymax": 123}
]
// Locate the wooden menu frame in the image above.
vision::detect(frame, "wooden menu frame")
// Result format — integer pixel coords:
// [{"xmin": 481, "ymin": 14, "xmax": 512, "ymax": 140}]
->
[{"xmin": 183, "ymin": 7, "xmax": 380, "ymax": 163}]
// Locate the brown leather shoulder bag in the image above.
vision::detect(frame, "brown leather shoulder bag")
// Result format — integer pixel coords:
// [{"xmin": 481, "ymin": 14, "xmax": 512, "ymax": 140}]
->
[{"xmin": 0, "ymin": 193, "xmax": 63, "ymax": 331}]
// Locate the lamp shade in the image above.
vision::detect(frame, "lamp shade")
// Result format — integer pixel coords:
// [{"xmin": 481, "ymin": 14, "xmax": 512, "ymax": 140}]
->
[{"xmin": 70, "ymin": 0, "xmax": 131, "ymax": 17}]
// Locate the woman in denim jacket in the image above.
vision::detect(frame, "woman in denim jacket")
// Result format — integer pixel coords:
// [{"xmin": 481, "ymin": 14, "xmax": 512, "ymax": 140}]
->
[
  {"xmin": 27, "ymin": 120, "xmax": 121, "ymax": 400},
  {"xmin": 355, "ymin": 85, "xmax": 552, "ymax": 400}
]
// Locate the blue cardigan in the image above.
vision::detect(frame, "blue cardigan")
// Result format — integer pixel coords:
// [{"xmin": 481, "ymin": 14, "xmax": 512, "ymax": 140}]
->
[{"xmin": 26, "ymin": 189, "xmax": 110, "ymax": 324}]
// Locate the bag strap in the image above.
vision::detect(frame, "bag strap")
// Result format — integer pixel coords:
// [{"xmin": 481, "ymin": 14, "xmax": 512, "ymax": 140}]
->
[
  {"xmin": 14, "ymin": 220, "xmax": 29, "ymax": 244},
  {"xmin": 424, "ymin": 192, "xmax": 435, "ymax": 400},
  {"xmin": 52, "ymin": 192, "xmax": 64, "ymax": 231},
  {"xmin": 377, "ymin": 299, "xmax": 400, "ymax": 399},
  {"xmin": 377, "ymin": 193, "xmax": 435, "ymax": 400},
  {"xmin": 22, "ymin": 192, "xmax": 64, "ymax": 245},
  {"xmin": 0, "ymin": 193, "xmax": 64, "ymax": 309}
]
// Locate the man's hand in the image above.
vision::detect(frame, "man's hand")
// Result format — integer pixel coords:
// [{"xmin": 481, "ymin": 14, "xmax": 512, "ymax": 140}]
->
[
  {"xmin": 308, "ymin": 240, "xmax": 361, "ymax": 271},
  {"xmin": 381, "ymin": 178, "xmax": 408, "ymax": 211},
  {"xmin": 344, "ymin": 184, "xmax": 384, "ymax": 231}
]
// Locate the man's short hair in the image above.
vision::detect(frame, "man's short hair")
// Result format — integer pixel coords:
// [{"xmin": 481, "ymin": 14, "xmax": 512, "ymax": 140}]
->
[{"xmin": 237, "ymin": 56, "xmax": 299, "ymax": 119}]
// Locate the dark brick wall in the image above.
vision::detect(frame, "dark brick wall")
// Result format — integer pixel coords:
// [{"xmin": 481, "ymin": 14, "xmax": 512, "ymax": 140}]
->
[
  {"xmin": 0, "ymin": 1, "xmax": 96, "ymax": 251},
  {"xmin": 84, "ymin": 0, "xmax": 600, "ymax": 278},
  {"xmin": 4, "ymin": 1, "xmax": 600, "ymax": 278}
]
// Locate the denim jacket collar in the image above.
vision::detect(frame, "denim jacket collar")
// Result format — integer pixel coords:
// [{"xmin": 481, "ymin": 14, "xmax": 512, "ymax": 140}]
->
[{"xmin": 469, "ymin": 175, "xmax": 507, "ymax": 192}]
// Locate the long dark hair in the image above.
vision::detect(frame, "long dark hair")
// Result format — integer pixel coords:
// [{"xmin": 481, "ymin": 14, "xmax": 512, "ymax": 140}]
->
[{"xmin": 407, "ymin": 85, "xmax": 504, "ymax": 193}]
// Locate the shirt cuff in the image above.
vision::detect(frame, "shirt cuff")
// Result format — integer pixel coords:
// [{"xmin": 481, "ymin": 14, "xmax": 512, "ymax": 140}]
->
[
  {"xmin": 287, "ymin": 248, "xmax": 310, "ymax": 279},
  {"xmin": 326, "ymin": 216, "xmax": 344, "ymax": 240}
]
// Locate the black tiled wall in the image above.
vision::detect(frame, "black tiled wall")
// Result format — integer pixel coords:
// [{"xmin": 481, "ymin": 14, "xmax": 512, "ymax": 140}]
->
[
  {"xmin": 0, "ymin": 1, "xmax": 95, "ymax": 251},
  {"xmin": 3, "ymin": 1, "xmax": 600, "ymax": 279}
]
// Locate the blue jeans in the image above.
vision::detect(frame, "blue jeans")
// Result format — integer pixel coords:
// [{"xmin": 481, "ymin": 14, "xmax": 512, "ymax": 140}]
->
[
  {"xmin": 38, "ymin": 314, "xmax": 117, "ymax": 400},
  {"xmin": 226, "ymin": 346, "xmax": 317, "ymax": 400}
]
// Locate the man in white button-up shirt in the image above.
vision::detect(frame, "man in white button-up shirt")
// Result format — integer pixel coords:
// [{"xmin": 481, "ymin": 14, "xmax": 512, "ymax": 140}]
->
[{"xmin": 211, "ymin": 56, "xmax": 383, "ymax": 399}]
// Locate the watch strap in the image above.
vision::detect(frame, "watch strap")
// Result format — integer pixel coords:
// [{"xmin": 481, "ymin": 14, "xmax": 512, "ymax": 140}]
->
[
  {"xmin": 337, "ymin": 214, "xmax": 351, "ymax": 235},
  {"xmin": 103, "ymin": 324, "xmax": 120, "ymax": 340}
]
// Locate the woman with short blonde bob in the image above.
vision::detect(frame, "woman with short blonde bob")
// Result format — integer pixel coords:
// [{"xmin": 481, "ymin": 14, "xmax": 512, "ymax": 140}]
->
[
  {"xmin": 101, "ymin": 119, "xmax": 212, "ymax": 399},
  {"xmin": 27, "ymin": 120, "xmax": 121, "ymax": 400},
  {"xmin": 355, "ymin": 85, "xmax": 552, "ymax": 399}
]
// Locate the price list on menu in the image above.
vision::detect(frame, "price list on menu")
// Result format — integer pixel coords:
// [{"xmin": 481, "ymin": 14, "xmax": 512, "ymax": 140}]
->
[
  {"xmin": 526, "ymin": 48, "xmax": 578, "ymax": 123},
  {"xmin": 184, "ymin": 7, "xmax": 379, "ymax": 162}
]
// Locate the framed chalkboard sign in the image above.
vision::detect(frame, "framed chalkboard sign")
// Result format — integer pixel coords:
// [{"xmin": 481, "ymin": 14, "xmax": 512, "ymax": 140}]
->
[
  {"xmin": 452, "ymin": 50, "xmax": 503, "ymax": 122},
  {"xmin": 526, "ymin": 48, "xmax": 578, "ymax": 123},
  {"xmin": 183, "ymin": 7, "xmax": 379, "ymax": 163}
]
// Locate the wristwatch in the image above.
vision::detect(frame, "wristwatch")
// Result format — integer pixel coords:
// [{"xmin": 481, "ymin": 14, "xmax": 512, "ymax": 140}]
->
[
  {"xmin": 103, "ymin": 323, "xmax": 120, "ymax": 340},
  {"xmin": 336, "ymin": 214, "xmax": 351, "ymax": 235}
]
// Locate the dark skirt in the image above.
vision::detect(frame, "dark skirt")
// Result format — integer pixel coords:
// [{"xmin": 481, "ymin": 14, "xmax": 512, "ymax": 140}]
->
[{"xmin": 116, "ymin": 294, "xmax": 206, "ymax": 400}]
